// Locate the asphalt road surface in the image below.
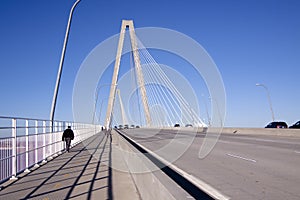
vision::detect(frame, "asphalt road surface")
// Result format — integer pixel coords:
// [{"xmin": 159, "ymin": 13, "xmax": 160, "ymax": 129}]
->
[{"xmin": 122, "ymin": 128, "xmax": 300, "ymax": 200}]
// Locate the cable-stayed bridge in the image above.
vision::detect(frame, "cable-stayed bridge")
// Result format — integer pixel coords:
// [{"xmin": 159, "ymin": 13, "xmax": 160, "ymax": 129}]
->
[
  {"xmin": 101, "ymin": 20, "xmax": 207, "ymax": 129},
  {"xmin": 108, "ymin": 23, "xmax": 205, "ymax": 129},
  {"xmin": 0, "ymin": 20, "xmax": 300, "ymax": 200}
]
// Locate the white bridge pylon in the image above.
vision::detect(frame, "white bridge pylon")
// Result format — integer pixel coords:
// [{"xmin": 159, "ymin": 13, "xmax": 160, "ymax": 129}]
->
[
  {"xmin": 105, "ymin": 20, "xmax": 151, "ymax": 128},
  {"xmin": 116, "ymin": 89, "xmax": 128, "ymax": 125}
]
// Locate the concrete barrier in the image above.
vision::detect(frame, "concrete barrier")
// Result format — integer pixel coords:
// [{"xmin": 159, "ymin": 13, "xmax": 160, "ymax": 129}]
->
[
  {"xmin": 207, "ymin": 127, "xmax": 300, "ymax": 137},
  {"xmin": 142, "ymin": 126, "xmax": 206, "ymax": 133},
  {"xmin": 112, "ymin": 130, "xmax": 176, "ymax": 200},
  {"xmin": 140, "ymin": 126, "xmax": 300, "ymax": 137}
]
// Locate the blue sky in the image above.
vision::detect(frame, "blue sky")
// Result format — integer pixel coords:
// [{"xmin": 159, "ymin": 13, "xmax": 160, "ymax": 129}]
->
[{"xmin": 0, "ymin": 0, "xmax": 299, "ymax": 127}]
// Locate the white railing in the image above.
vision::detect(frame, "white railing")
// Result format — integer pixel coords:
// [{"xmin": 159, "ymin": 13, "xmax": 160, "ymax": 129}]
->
[{"xmin": 0, "ymin": 116, "xmax": 101, "ymax": 184}]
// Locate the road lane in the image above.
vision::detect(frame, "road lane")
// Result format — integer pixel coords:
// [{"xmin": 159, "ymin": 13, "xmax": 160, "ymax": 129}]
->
[{"xmin": 122, "ymin": 128, "xmax": 300, "ymax": 200}]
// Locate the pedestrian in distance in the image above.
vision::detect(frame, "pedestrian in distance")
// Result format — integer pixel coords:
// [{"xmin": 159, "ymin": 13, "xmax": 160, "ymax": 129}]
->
[{"xmin": 62, "ymin": 126, "xmax": 74, "ymax": 152}]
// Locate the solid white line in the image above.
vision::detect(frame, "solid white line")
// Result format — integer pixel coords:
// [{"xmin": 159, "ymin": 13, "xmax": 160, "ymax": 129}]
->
[
  {"xmin": 186, "ymin": 174, "xmax": 230, "ymax": 200},
  {"xmin": 226, "ymin": 153, "xmax": 257, "ymax": 163},
  {"xmin": 295, "ymin": 151, "xmax": 300, "ymax": 154}
]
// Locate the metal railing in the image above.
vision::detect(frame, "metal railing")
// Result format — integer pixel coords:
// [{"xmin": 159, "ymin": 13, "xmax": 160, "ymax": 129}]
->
[{"xmin": 0, "ymin": 116, "xmax": 101, "ymax": 184}]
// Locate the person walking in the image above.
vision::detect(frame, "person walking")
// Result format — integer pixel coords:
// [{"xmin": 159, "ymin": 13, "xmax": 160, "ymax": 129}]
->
[{"xmin": 62, "ymin": 126, "xmax": 74, "ymax": 152}]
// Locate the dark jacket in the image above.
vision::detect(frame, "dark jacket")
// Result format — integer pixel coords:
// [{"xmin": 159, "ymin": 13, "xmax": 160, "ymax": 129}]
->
[{"xmin": 62, "ymin": 128, "xmax": 74, "ymax": 141}]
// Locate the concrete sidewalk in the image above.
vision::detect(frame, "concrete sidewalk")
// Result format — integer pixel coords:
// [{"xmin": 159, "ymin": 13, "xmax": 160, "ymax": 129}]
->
[{"xmin": 0, "ymin": 131, "xmax": 140, "ymax": 200}]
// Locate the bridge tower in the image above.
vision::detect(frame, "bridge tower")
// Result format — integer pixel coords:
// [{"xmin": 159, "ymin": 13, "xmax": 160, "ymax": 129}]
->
[
  {"xmin": 105, "ymin": 20, "xmax": 152, "ymax": 128},
  {"xmin": 116, "ymin": 89, "xmax": 127, "ymax": 125}
]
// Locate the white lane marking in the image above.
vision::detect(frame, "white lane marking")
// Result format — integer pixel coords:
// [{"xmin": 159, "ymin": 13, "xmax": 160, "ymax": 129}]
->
[
  {"xmin": 295, "ymin": 151, "xmax": 300, "ymax": 154},
  {"xmin": 186, "ymin": 196, "xmax": 194, "ymax": 199},
  {"xmin": 226, "ymin": 153, "xmax": 257, "ymax": 163}
]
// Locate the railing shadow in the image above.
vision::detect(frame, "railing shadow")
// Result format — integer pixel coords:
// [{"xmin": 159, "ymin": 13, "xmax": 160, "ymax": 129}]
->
[{"xmin": 0, "ymin": 132, "xmax": 113, "ymax": 200}]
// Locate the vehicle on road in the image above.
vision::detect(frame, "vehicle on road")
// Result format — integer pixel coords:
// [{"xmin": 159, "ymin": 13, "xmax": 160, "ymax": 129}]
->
[
  {"xmin": 118, "ymin": 125, "xmax": 123, "ymax": 130},
  {"xmin": 289, "ymin": 121, "xmax": 300, "ymax": 129},
  {"xmin": 174, "ymin": 123, "xmax": 180, "ymax": 127},
  {"xmin": 265, "ymin": 121, "xmax": 288, "ymax": 128},
  {"xmin": 185, "ymin": 124, "xmax": 193, "ymax": 127}
]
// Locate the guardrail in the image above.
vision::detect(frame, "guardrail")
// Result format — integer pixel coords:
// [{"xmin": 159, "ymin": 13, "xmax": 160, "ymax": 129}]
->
[{"xmin": 0, "ymin": 116, "xmax": 101, "ymax": 184}]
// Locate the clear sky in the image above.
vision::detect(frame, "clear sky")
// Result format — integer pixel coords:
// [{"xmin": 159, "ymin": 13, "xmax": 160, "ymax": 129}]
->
[{"xmin": 0, "ymin": 0, "xmax": 299, "ymax": 127}]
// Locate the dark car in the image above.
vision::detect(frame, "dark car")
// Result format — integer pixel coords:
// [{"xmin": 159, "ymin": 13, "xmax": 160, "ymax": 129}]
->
[
  {"xmin": 289, "ymin": 121, "xmax": 300, "ymax": 129},
  {"xmin": 265, "ymin": 121, "xmax": 288, "ymax": 128},
  {"xmin": 174, "ymin": 123, "xmax": 180, "ymax": 127}
]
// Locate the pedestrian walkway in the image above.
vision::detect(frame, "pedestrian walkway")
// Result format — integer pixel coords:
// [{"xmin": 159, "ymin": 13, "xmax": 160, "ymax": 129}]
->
[{"xmin": 0, "ymin": 131, "xmax": 140, "ymax": 200}]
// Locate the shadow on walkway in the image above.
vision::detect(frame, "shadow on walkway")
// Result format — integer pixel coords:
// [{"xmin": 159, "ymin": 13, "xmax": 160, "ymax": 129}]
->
[{"xmin": 0, "ymin": 132, "xmax": 113, "ymax": 200}]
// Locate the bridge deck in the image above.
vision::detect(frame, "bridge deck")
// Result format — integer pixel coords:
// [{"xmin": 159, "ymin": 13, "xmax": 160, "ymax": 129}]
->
[{"xmin": 0, "ymin": 131, "xmax": 139, "ymax": 200}]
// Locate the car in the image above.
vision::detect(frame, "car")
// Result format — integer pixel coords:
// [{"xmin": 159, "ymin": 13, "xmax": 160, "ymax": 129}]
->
[
  {"xmin": 174, "ymin": 123, "xmax": 180, "ymax": 127},
  {"xmin": 118, "ymin": 125, "xmax": 123, "ymax": 130},
  {"xmin": 289, "ymin": 121, "xmax": 300, "ymax": 129},
  {"xmin": 135, "ymin": 125, "xmax": 140, "ymax": 128},
  {"xmin": 124, "ymin": 124, "xmax": 129, "ymax": 129},
  {"xmin": 265, "ymin": 121, "xmax": 288, "ymax": 128},
  {"xmin": 185, "ymin": 124, "xmax": 193, "ymax": 127}
]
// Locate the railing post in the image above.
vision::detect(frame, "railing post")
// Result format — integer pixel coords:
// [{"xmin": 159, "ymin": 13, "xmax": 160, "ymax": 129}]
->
[
  {"xmin": 71, "ymin": 122, "xmax": 75, "ymax": 146},
  {"xmin": 61, "ymin": 122, "xmax": 64, "ymax": 149},
  {"xmin": 24, "ymin": 120, "xmax": 30, "ymax": 173},
  {"xmin": 48, "ymin": 121, "xmax": 53, "ymax": 160},
  {"xmin": 34, "ymin": 120, "xmax": 39, "ymax": 168},
  {"xmin": 53, "ymin": 121, "xmax": 58, "ymax": 157},
  {"xmin": 58, "ymin": 122, "xmax": 63, "ymax": 155},
  {"xmin": 42, "ymin": 121, "xmax": 47, "ymax": 164},
  {"xmin": 10, "ymin": 118, "xmax": 17, "ymax": 180}
]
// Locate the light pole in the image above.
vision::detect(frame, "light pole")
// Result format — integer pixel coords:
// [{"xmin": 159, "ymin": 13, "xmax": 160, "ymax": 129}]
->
[
  {"xmin": 256, "ymin": 83, "xmax": 275, "ymax": 122},
  {"xmin": 50, "ymin": 0, "xmax": 81, "ymax": 131}
]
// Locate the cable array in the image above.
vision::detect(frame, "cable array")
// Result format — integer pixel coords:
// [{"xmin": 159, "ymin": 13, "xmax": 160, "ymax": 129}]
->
[{"xmin": 112, "ymin": 34, "xmax": 207, "ymax": 128}]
